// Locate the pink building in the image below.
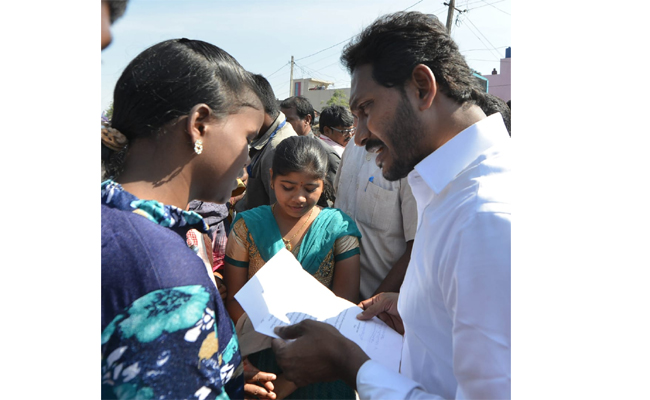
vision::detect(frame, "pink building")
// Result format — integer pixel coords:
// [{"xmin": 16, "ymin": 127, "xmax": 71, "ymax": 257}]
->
[{"xmin": 482, "ymin": 47, "xmax": 511, "ymax": 103}]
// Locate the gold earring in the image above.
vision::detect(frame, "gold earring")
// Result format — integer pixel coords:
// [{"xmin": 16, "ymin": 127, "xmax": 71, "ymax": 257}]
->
[{"xmin": 194, "ymin": 140, "xmax": 203, "ymax": 155}]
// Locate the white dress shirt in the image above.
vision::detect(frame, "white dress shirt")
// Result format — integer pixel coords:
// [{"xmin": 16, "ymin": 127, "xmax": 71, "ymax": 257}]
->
[
  {"xmin": 356, "ymin": 113, "xmax": 511, "ymax": 399},
  {"xmin": 334, "ymin": 139, "xmax": 417, "ymax": 299}
]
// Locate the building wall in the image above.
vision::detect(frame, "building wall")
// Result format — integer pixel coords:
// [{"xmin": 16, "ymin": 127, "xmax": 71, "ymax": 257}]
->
[
  {"xmin": 302, "ymin": 88, "xmax": 351, "ymax": 111},
  {"xmin": 482, "ymin": 57, "xmax": 511, "ymax": 102}
]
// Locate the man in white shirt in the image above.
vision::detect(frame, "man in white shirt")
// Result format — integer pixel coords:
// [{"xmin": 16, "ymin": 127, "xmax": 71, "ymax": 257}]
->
[
  {"xmin": 334, "ymin": 138, "xmax": 417, "ymax": 299},
  {"xmin": 271, "ymin": 11, "xmax": 511, "ymax": 400}
]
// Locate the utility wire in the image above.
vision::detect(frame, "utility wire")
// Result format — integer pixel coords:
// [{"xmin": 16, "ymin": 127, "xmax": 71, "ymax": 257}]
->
[
  {"xmin": 477, "ymin": 0, "xmax": 510, "ymax": 15},
  {"xmin": 294, "ymin": 0, "xmax": 429, "ymax": 62},
  {"xmin": 462, "ymin": 15, "xmax": 502, "ymax": 60},
  {"xmin": 265, "ymin": 62, "xmax": 290, "ymax": 79},
  {"xmin": 466, "ymin": 0, "xmax": 507, "ymax": 12}
]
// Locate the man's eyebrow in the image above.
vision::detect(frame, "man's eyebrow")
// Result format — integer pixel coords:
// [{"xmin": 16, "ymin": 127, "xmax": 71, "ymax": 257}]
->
[{"xmin": 349, "ymin": 97, "xmax": 359, "ymax": 111}]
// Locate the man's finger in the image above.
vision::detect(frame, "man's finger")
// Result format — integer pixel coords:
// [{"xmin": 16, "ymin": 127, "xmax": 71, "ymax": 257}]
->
[
  {"xmin": 356, "ymin": 299, "xmax": 386, "ymax": 320},
  {"xmin": 273, "ymin": 322, "xmax": 305, "ymax": 340}
]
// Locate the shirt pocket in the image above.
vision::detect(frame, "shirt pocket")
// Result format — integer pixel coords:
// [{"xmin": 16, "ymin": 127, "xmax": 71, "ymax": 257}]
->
[{"xmin": 356, "ymin": 180, "xmax": 400, "ymax": 231}]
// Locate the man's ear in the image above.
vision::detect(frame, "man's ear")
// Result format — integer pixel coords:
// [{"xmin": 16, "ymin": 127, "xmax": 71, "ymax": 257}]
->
[
  {"xmin": 304, "ymin": 114, "xmax": 312, "ymax": 126},
  {"xmin": 185, "ymin": 103, "xmax": 214, "ymax": 143},
  {"xmin": 410, "ymin": 64, "xmax": 437, "ymax": 110}
]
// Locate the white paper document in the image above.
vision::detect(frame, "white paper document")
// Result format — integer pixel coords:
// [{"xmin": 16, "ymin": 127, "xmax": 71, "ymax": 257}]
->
[{"xmin": 234, "ymin": 248, "xmax": 403, "ymax": 372}]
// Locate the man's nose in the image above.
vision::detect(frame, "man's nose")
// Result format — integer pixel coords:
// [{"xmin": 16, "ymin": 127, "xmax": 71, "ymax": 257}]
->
[{"xmin": 354, "ymin": 118, "xmax": 369, "ymax": 147}]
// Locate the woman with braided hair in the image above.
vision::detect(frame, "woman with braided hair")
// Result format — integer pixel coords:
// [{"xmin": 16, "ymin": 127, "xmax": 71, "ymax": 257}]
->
[{"xmin": 101, "ymin": 38, "xmax": 277, "ymax": 399}]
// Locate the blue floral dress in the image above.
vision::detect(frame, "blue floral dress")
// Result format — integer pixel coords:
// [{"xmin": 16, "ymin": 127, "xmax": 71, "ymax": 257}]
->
[{"xmin": 101, "ymin": 180, "xmax": 244, "ymax": 400}]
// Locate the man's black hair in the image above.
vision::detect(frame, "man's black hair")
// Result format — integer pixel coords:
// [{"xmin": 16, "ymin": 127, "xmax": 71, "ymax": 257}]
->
[
  {"xmin": 318, "ymin": 105, "xmax": 354, "ymax": 133},
  {"xmin": 105, "ymin": 0, "xmax": 128, "ymax": 24},
  {"xmin": 252, "ymin": 74, "xmax": 280, "ymax": 119},
  {"xmin": 280, "ymin": 96, "xmax": 315, "ymax": 126},
  {"xmin": 341, "ymin": 11, "xmax": 482, "ymax": 105}
]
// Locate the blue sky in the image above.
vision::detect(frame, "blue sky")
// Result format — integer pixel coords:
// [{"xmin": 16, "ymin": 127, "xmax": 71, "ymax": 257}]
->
[{"xmin": 101, "ymin": 0, "xmax": 510, "ymax": 114}]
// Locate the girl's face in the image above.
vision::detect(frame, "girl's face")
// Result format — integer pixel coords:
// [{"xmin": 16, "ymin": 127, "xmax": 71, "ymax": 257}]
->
[
  {"xmin": 195, "ymin": 105, "xmax": 264, "ymax": 204},
  {"xmin": 272, "ymin": 170, "xmax": 323, "ymax": 219}
]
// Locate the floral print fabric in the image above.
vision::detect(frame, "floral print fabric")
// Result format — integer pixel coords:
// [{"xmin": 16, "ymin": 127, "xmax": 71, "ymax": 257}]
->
[{"xmin": 102, "ymin": 180, "xmax": 243, "ymax": 399}]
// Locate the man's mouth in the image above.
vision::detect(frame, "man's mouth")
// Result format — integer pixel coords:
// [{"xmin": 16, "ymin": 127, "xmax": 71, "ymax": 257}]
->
[{"xmin": 365, "ymin": 139, "xmax": 385, "ymax": 154}]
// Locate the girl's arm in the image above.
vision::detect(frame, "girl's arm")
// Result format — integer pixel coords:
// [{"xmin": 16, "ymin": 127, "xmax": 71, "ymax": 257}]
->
[
  {"xmin": 223, "ymin": 219, "xmax": 251, "ymax": 325},
  {"xmin": 223, "ymin": 261, "xmax": 248, "ymax": 324},
  {"xmin": 331, "ymin": 236, "xmax": 361, "ymax": 304}
]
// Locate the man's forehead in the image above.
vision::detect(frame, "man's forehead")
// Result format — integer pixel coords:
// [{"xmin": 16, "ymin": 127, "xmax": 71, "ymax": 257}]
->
[{"xmin": 349, "ymin": 65, "xmax": 374, "ymax": 110}]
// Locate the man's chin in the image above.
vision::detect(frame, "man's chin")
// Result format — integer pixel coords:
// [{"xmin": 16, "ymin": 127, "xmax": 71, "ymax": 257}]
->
[{"xmin": 381, "ymin": 163, "xmax": 412, "ymax": 181}]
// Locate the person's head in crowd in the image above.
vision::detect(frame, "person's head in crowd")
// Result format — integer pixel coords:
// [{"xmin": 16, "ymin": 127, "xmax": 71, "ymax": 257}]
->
[
  {"xmin": 477, "ymin": 93, "xmax": 511, "ymax": 136},
  {"xmin": 280, "ymin": 96, "xmax": 315, "ymax": 136},
  {"xmin": 318, "ymin": 105, "xmax": 356, "ymax": 147},
  {"xmin": 270, "ymin": 136, "xmax": 328, "ymax": 219},
  {"xmin": 251, "ymin": 74, "xmax": 280, "ymax": 134},
  {"xmin": 341, "ymin": 11, "xmax": 486, "ymax": 181},
  {"xmin": 101, "ymin": 38, "xmax": 264, "ymax": 205},
  {"xmin": 101, "ymin": 0, "xmax": 128, "ymax": 50}
]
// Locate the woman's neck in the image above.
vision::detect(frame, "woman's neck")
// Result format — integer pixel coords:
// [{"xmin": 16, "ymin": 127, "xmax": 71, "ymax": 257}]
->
[{"xmin": 114, "ymin": 137, "xmax": 193, "ymax": 209}]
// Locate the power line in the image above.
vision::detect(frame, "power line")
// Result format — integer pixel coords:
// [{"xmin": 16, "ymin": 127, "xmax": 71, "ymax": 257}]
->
[
  {"xmin": 466, "ymin": 0, "xmax": 507, "ymax": 12},
  {"xmin": 461, "ymin": 14, "xmax": 502, "ymax": 60},
  {"xmin": 266, "ymin": 62, "xmax": 290, "ymax": 78},
  {"xmin": 294, "ymin": 0, "xmax": 429, "ymax": 62},
  {"xmin": 478, "ymin": 0, "xmax": 510, "ymax": 15}
]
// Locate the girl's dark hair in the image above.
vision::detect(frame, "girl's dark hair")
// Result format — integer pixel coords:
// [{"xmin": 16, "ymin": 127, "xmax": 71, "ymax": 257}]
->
[
  {"xmin": 102, "ymin": 38, "xmax": 259, "ymax": 178},
  {"xmin": 272, "ymin": 136, "xmax": 333, "ymax": 205},
  {"xmin": 341, "ymin": 11, "xmax": 483, "ymax": 106},
  {"xmin": 272, "ymin": 136, "xmax": 329, "ymax": 180}
]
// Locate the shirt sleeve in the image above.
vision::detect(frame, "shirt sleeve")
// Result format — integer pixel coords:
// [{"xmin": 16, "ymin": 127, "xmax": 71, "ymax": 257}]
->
[
  {"xmin": 333, "ymin": 235, "xmax": 360, "ymax": 262},
  {"xmin": 224, "ymin": 218, "xmax": 250, "ymax": 268},
  {"xmin": 357, "ymin": 360, "xmax": 445, "ymax": 400}
]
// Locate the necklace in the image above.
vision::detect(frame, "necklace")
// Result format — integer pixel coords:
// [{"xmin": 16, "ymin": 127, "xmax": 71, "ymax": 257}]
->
[{"xmin": 272, "ymin": 204, "xmax": 315, "ymax": 251}]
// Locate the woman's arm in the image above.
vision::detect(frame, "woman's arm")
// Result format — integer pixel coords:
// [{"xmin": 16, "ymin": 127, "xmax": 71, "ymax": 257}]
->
[{"xmin": 331, "ymin": 253, "xmax": 360, "ymax": 304}]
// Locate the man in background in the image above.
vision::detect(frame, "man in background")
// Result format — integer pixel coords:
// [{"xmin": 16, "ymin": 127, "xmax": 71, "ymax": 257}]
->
[
  {"xmin": 280, "ymin": 96, "xmax": 316, "ymax": 138},
  {"xmin": 236, "ymin": 74, "xmax": 297, "ymax": 212},
  {"xmin": 334, "ymin": 137, "xmax": 417, "ymax": 299},
  {"xmin": 316, "ymin": 105, "xmax": 356, "ymax": 206}
]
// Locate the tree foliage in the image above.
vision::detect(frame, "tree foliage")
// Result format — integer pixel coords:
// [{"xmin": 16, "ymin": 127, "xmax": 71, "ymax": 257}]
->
[{"xmin": 325, "ymin": 89, "xmax": 349, "ymax": 108}]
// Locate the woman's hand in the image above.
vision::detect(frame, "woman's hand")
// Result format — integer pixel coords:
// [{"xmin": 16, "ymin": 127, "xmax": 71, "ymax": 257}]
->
[{"xmin": 243, "ymin": 357, "xmax": 277, "ymax": 400}]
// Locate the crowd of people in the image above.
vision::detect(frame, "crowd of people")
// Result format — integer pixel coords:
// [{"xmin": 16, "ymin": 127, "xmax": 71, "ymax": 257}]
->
[{"xmin": 101, "ymin": 1, "xmax": 511, "ymax": 399}]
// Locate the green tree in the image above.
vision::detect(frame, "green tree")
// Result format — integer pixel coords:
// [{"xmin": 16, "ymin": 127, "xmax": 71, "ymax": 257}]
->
[
  {"xmin": 103, "ymin": 102, "xmax": 114, "ymax": 121},
  {"xmin": 325, "ymin": 89, "xmax": 349, "ymax": 108}
]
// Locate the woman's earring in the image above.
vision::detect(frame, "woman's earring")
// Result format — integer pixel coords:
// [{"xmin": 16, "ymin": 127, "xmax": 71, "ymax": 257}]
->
[{"xmin": 194, "ymin": 139, "xmax": 203, "ymax": 155}]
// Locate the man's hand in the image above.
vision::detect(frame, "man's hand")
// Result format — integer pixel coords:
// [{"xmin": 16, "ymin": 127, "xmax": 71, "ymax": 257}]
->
[
  {"xmin": 271, "ymin": 320, "xmax": 369, "ymax": 389},
  {"xmin": 357, "ymin": 292, "xmax": 404, "ymax": 335},
  {"xmin": 243, "ymin": 357, "xmax": 277, "ymax": 400}
]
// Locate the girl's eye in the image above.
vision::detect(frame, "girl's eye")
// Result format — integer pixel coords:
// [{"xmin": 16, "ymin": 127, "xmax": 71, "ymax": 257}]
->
[{"xmin": 281, "ymin": 186, "xmax": 293, "ymax": 191}]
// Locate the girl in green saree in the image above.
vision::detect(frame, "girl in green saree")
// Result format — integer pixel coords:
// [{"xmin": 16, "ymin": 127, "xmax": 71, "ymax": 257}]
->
[{"xmin": 224, "ymin": 136, "xmax": 361, "ymax": 399}]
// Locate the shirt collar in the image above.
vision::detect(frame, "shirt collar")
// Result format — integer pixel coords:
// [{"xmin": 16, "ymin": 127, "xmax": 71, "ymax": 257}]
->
[
  {"xmin": 250, "ymin": 111, "xmax": 286, "ymax": 150},
  {"xmin": 411, "ymin": 113, "xmax": 509, "ymax": 195}
]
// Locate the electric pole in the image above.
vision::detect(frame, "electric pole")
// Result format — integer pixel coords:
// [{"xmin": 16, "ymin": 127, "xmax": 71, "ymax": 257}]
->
[
  {"xmin": 445, "ymin": 0, "xmax": 455, "ymax": 33},
  {"xmin": 289, "ymin": 56, "xmax": 295, "ymax": 96}
]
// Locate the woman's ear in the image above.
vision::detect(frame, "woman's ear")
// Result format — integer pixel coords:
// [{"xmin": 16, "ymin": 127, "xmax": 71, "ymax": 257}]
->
[
  {"xmin": 410, "ymin": 64, "xmax": 437, "ymax": 111},
  {"xmin": 269, "ymin": 168, "xmax": 274, "ymax": 189},
  {"xmin": 185, "ymin": 103, "xmax": 214, "ymax": 143}
]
